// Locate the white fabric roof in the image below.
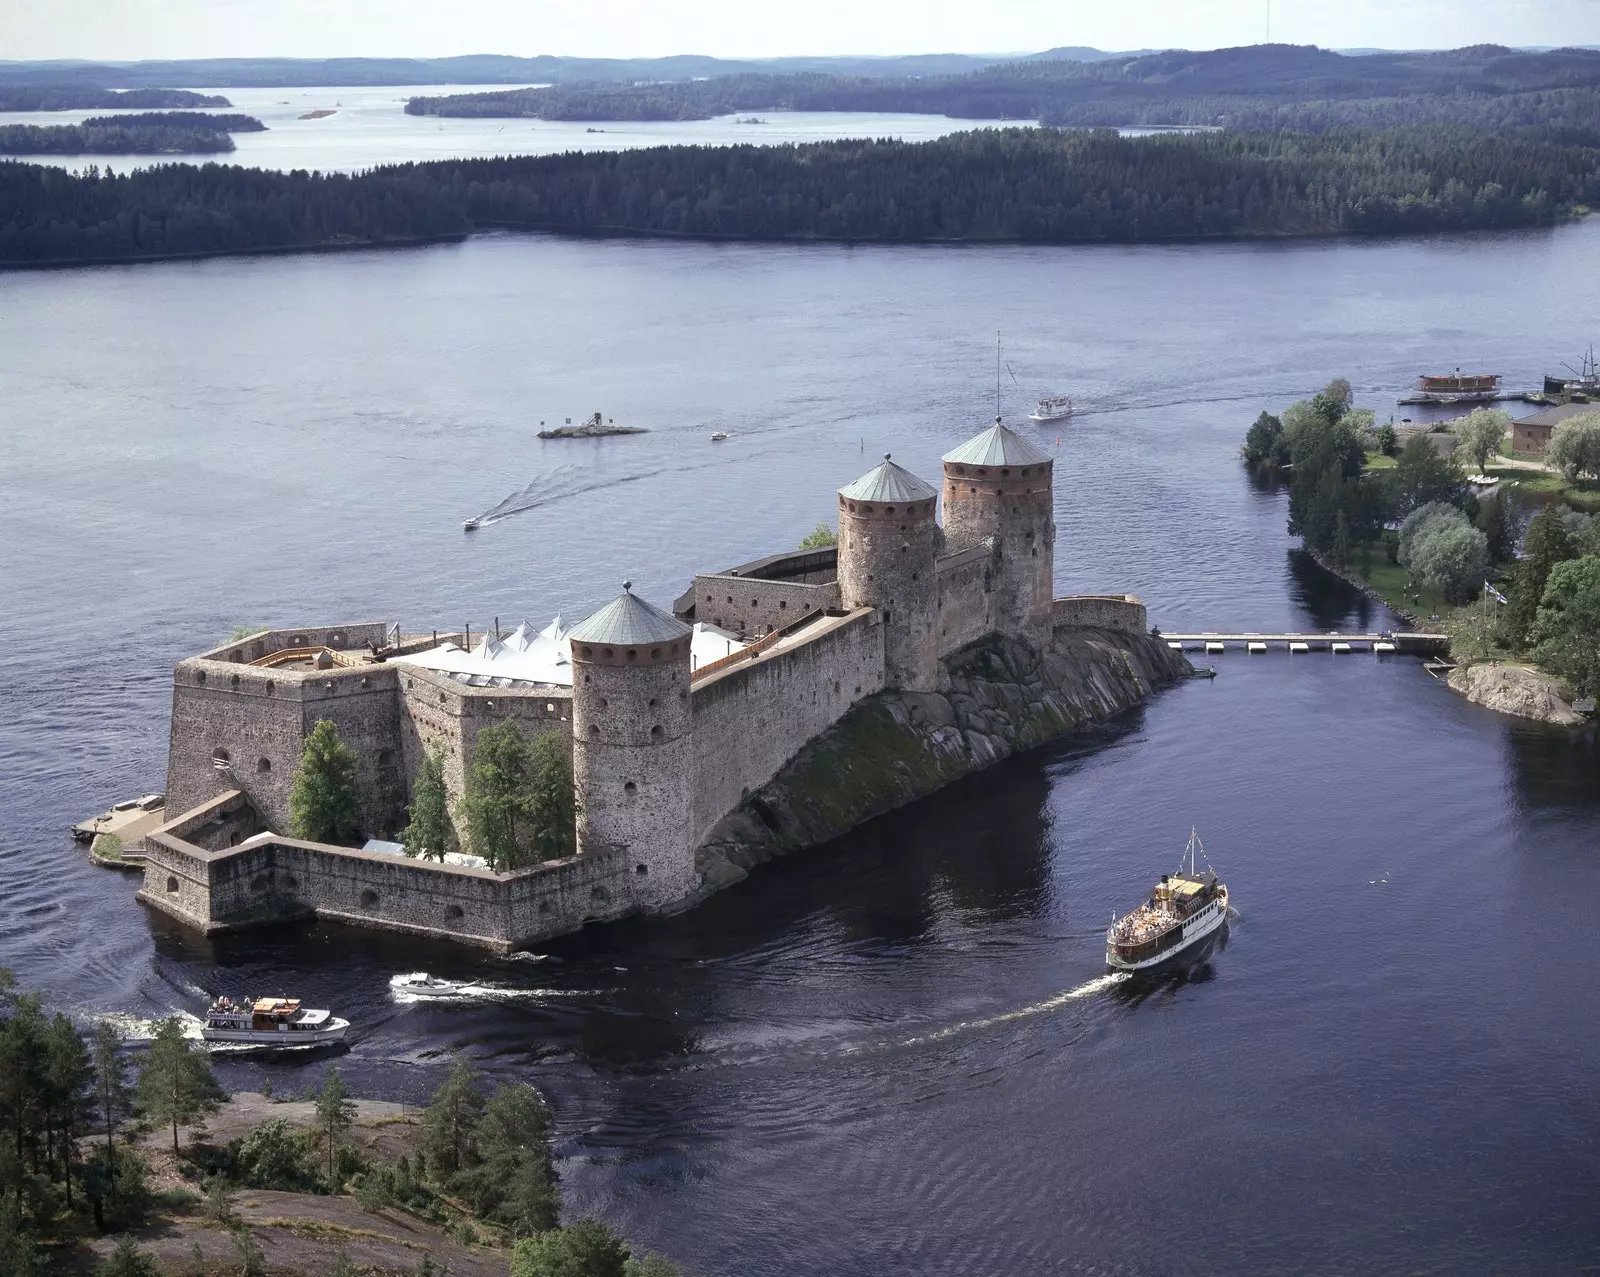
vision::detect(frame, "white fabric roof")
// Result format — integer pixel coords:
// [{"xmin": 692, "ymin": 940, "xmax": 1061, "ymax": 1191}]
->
[{"xmin": 394, "ymin": 613, "xmax": 745, "ymax": 687}]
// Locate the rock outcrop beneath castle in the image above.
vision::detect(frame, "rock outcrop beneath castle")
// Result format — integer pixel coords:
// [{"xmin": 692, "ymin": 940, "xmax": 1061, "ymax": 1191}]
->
[{"xmin": 695, "ymin": 627, "xmax": 1189, "ymax": 888}]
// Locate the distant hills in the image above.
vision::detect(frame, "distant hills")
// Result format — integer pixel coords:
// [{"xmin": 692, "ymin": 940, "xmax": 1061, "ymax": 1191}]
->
[{"xmin": 405, "ymin": 44, "xmax": 1600, "ymax": 133}]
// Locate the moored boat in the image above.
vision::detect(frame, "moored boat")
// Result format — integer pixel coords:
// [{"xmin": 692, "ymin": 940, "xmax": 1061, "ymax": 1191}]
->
[
  {"xmin": 1410, "ymin": 369, "xmax": 1501, "ymax": 403},
  {"xmin": 1029, "ymin": 395, "xmax": 1074, "ymax": 422},
  {"xmin": 201, "ymin": 996, "xmax": 349, "ymax": 1046},
  {"xmin": 1106, "ymin": 830, "xmax": 1229, "ymax": 976}
]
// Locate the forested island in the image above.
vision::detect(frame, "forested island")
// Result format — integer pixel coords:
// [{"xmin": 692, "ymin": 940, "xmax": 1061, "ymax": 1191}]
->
[
  {"xmin": 2, "ymin": 124, "xmax": 1596, "ymax": 267},
  {"xmin": 0, "ymin": 110, "xmax": 266, "ymax": 156},
  {"xmin": 406, "ymin": 43, "xmax": 1600, "ymax": 132},
  {"xmin": 0, "ymin": 86, "xmax": 230, "ymax": 111}
]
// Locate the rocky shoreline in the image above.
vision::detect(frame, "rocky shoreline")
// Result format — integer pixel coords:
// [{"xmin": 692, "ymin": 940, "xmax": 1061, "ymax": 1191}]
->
[
  {"xmin": 696, "ymin": 627, "xmax": 1189, "ymax": 888},
  {"xmin": 1446, "ymin": 663, "xmax": 1585, "ymax": 726}
]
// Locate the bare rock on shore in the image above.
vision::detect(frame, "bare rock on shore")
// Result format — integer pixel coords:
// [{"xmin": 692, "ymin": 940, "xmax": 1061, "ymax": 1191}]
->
[{"xmin": 1447, "ymin": 662, "xmax": 1583, "ymax": 726}]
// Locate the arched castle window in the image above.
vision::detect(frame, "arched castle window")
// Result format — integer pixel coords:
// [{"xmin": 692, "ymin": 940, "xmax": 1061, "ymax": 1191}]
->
[
  {"xmin": 650, "ymin": 725, "xmax": 663, "ymax": 739},
  {"xmin": 651, "ymin": 647, "xmax": 661, "ymax": 659},
  {"xmin": 257, "ymin": 758, "xmax": 271, "ymax": 773},
  {"xmin": 624, "ymin": 781, "xmax": 637, "ymax": 794},
  {"xmin": 635, "ymin": 864, "xmax": 649, "ymax": 875},
  {"xmin": 378, "ymin": 750, "xmax": 395, "ymax": 766},
  {"xmin": 165, "ymin": 876, "xmax": 179, "ymax": 894},
  {"xmin": 212, "ymin": 748, "xmax": 230, "ymax": 764},
  {"xmin": 360, "ymin": 889, "xmax": 378, "ymax": 908},
  {"xmin": 230, "ymin": 674, "xmax": 240, "ymax": 687},
  {"xmin": 885, "ymin": 506, "xmax": 895, "ymax": 514}
]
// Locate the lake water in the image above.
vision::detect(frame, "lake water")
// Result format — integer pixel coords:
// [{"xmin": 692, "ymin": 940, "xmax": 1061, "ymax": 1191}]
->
[
  {"xmin": 2, "ymin": 220, "xmax": 1598, "ymax": 1275},
  {"xmin": 3, "ymin": 83, "xmax": 1037, "ymax": 174}
]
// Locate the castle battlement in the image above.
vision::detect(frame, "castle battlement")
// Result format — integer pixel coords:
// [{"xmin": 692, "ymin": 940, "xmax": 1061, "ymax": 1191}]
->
[{"xmin": 143, "ymin": 417, "xmax": 1169, "ymax": 951}]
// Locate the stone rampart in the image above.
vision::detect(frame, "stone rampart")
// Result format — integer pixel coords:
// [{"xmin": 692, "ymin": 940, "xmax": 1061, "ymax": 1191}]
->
[
  {"xmin": 166, "ymin": 658, "xmax": 406, "ymax": 839},
  {"xmin": 935, "ymin": 545, "xmax": 996, "ymax": 657},
  {"xmin": 689, "ymin": 609, "xmax": 885, "ymax": 847},
  {"xmin": 1052, "ymin": 595, "xmax": 1148, "ymax": 636},
  {"xmin": 201, "ymin": 623, "xmax": 393, "ymax": 666},
  {"xmin": 689, "ymin": 574, "xmax": 839, "ymax": 640},
  {"xmin": 139, "ymin": 798, "xmax": 640, "ymax": 952}
]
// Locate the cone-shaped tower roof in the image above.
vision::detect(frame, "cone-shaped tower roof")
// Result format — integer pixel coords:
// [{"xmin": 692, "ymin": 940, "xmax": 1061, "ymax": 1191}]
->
[
  {"xmin": 839, "ymin": 453, "xmax": 938, "ymax": 503},
  {"xmin": 569, "ymin": 582, "xmax": 691, "ymax": 646},
  {"xmin": 942, "ymin": 418, "xmax": 1052, "ymax": 467}
]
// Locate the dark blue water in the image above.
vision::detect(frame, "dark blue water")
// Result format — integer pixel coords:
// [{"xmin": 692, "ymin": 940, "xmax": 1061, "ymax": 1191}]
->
[{"xmin": 2, "ymin": 221, "xmax": 1598, "ymax": 1275}]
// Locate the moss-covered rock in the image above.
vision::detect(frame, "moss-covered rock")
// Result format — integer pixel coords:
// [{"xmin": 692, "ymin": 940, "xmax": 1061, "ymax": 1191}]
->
[{"xmin": 696, "ymin": 627, "xmax": 1188, "ymax": 883}]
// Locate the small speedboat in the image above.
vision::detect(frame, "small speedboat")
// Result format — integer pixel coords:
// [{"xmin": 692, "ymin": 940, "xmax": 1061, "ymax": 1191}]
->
[
  {"xmin": 710, "ymin": 431, "xmax": 730, "ymax": 442},
  {"xmin": 390, "ymin": 972, "xmax": 468, "ymax": 998},
  {"xmin": 201, "ymin": 997, "xmax": 349, "ymax": 1046},
  {"xmin": 462, "ymin": 518, "xmax": 480, "ymax": 531}
]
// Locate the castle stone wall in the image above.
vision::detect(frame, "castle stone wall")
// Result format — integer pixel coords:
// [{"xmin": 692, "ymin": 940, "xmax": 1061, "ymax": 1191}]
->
[
  {"xmin": 935, "ymin": 546, "xmax": 997, "ymax": 657},
  {"xmin": 1051, "ymin": 595, "xmax": 1148, "ymax": 635},
  {"xmin": 942, "ymin": 458, "xmax": 1055, "ymax": 641},
  {"xmin": 139, "ymin": 816, "xmax": 640, "ymax": 951},
  {"xmin": 201, "ymin": 623, "xmax": 392, "ymax": 666},
  {"xmin": 166, "ymin": 659, "xmax": 406, "ymax": 840},
  {"xmin": 690, "ymin": 574, "xmax": 840, "ymax": 640},
  {"xmin": 689, "ymin": 610, "xmax": 885, "ymax": 847},
  {"xmin": 396, "ymin": 667, "xmax": 571, "ymax": 814}
]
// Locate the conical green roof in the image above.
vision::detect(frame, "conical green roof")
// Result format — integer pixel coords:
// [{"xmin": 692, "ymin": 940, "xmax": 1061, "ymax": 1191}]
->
[
  {"xmin": 942, "ymin": 419, "xmax": 1052, "ymax": 467},
  {"xmin": 839, "ymin": 454, "xmax": 938, "ymax": 503},
  {"xmin": 569, "ymin": 583, "xmax": 691, "ymax": 645}
]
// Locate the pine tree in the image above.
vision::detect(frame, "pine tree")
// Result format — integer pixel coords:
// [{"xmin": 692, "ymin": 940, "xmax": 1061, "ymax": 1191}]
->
[
  {"xmin": 420, "ymin": 1057, "xmax": 485, "ymax": 1180},
  {"xmin": 288, "ymin": 719, "xmax": 363, "ymax": 845},
  {"xmin": 136, "ymin": 1018, "xmax": 224, "ymax": 1154},
  {"xmin": 315, "ymin": 1067, "xmax": 357, "ymax": 1190},
  {"xmin": 43, "ymin": 1012, "xmax": 92, "ymax": 1208},
  {"xmin": 95, "ymin": 1234, "xmax": 158, "ymax": 1277},
  {"xmin": 402, "ymin": 752, "xmax": 454, "ymax": 861}
]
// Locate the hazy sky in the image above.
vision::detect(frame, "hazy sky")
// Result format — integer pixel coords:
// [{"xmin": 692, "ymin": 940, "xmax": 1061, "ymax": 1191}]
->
[{"xmin": 2, "ymin": 0, "xmax": 1598, "ymax": 62}]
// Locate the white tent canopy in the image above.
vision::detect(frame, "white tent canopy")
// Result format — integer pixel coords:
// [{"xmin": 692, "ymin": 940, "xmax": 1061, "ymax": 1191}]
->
[{"xmin": 394, "ymin": 612, "xmax": 745, "ymax": 688}]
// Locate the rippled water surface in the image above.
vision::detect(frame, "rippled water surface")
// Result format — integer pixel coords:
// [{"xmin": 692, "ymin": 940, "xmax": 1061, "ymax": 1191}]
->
[{"xmin": 2, "ymin": 222, "xmax": 1599, "ymax": 1275}]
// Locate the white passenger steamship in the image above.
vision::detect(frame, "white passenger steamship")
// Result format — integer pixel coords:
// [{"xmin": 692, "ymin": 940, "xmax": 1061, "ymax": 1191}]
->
[
  {"xmin": 201, "ymin": 996, "xmax": 350, "ymax": 1046},
  {"xmin": 1106, "ymin": 831, "xmax": 1230, "ymax": 976}
]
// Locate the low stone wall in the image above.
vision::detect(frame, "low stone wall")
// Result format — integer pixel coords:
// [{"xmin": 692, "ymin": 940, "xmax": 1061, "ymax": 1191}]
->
[
  {"xmin": 689, "ymin": 573, "xmax": 840, "ymax": 639},
  {"xmin": 1051, "ymin": 595, "xmax": 1148, "ymax": 636},
  {"xmin": 140, "ymin": 800, "xmax": 640, "ymax": 952},
  {"xmin": 200, "ymin": 622, "xmax": 393, "ymax": 666},
  {"xmin": 690, "ymin": 610, "xmax": 885, "ymax": 847},
  {"xmin": 696, "ymin": 629, "xmax": 1189, "ymax": 886}
]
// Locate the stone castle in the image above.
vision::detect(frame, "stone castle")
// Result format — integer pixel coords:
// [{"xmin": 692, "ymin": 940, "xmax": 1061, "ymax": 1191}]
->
[{"xmin": 139, "ymin": 419, "xmax": 1177, "ymax": 951}]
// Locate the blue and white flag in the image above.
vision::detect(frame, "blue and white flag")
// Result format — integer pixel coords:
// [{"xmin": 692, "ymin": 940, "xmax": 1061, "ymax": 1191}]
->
[{"xmin": 1484, "ymin": 582, "xmax": 1509, "ymax": 605}]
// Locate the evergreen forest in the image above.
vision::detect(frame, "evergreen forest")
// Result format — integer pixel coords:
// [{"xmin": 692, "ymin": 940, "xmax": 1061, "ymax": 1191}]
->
[
  {"xmin": 0, "ymin": 86, "xmax": 229, "ymax": 111},
  {"xmin": 3, "ymin": 123, "xmax": 1598, "ymax": 267},
  {"xmin": 407, "ymin": 43, "xmax": 1600, "ymax": 133}
]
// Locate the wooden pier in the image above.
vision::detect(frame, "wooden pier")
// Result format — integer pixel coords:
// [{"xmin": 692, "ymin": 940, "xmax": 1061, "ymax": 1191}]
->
[{"xmin": 1161, "ymin": 632, "xmax": 1449, "ymax": 655}]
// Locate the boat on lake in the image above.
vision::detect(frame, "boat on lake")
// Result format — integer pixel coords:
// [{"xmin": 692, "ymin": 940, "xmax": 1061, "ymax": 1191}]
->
[
  {"xmin": 1029, "ymin": 395, "xmax": 1074, "ymax": 423},
  {"xmin": 1106, "ymin": 830, "xmax": 1229, "ymax": 976},
  {"xmin": 1405, "ymin": 369, "xmax": 1501, "ymax": 404},
  {"xmin": 390, "ymin": 972, "xmax": 469, "ymax": 998},
  {"xmin": 201, "ymin": 996, "xmax": 349, "ymax": 1046},
  {"xmin": 462, "ymin": 518, "xmax": 480, "ymax": 531},
  {"xmin": 710, "ymin": 431, "xmax": 730, "ymax": 441}
]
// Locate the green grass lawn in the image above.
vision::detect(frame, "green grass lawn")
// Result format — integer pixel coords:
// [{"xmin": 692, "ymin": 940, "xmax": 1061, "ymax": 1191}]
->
[
  {"xmin": 1487, "ymin": 464, "xmax": 1600, "ymax": 509},
  {"xmin": 1363, "ymin": 450, "xmax": 1397, "ymax": 470}
]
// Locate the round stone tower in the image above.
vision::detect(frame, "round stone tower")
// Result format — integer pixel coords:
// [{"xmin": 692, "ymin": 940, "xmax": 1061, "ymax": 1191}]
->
[
  {"xmin": 836, "ymin": 453, "xmax": 941, "ymax": 692},
  {"xmin": 567, "ymin": 583, "xmax": 697, "ymax": 909},
  {"xmin": 941, "ymin": 418, "xmax": 1056, "ymax": 642}
]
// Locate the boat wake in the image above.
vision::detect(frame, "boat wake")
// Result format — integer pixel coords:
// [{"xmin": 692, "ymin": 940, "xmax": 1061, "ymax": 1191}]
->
[
  {"xmin": 875, "ymin": 972, "xmax": 1131, "ymax": 1053},
  {"xmin": 89, "ymin": 1010, "xmax": 205, "ymax": 1047},
  {"xmin": 388, "ymin": 971, "xmax": 602, "ymax": 1004}
]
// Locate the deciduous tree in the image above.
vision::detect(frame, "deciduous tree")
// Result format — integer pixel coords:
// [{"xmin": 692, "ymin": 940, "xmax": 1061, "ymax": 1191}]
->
[
  {"xmin": 1531, "ymin": 555, "xmax": 1600, "ymax": 694},
  {"xmin": 1454, "ymin": 407, "xmax": 1511, "ymax": 471},
  {"xmin": 1506, "ymin": 505, "xmax": 1580, "ymax": 646},
  {"xmin": 1548, "ymin": 411, "xmax": 1600, "ymax": 481}
]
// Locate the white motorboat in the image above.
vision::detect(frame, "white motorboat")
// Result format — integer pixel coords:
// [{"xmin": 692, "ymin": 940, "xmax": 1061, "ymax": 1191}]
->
[
  {"xmin": 390, "ymin": 972, "xmax": 469, "ymax": 998},
  {"xmin": 201, "ymin": 996, "xmax": 349, "ymax": 1046},
  {"xmin": 462, "ymin": 518, "xmax": 481, "ymax": 531},
  {"xmin": 710, "ymin": 431, "xmax": 730, "ymax": 441},
  {"xmin": 1029, "ymin": 395, "xmax": 1074, "ymax": 423}
]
